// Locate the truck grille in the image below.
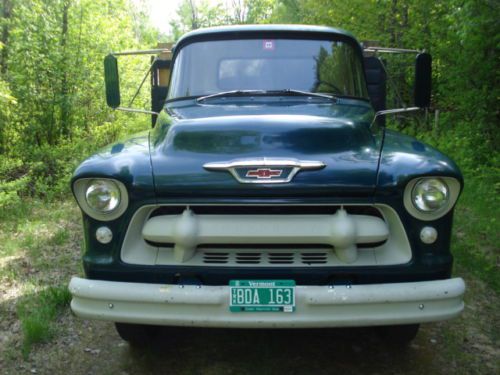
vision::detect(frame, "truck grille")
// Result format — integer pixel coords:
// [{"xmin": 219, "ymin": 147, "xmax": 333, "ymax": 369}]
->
[{"xmin": 120, "ymin": 204, "xmax": 411, "ymax": 267}]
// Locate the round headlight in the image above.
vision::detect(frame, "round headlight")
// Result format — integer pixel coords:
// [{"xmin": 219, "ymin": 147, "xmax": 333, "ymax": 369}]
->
[
  {"xmin": 85, "ymin": 179, "xmax": 121, "ymax": 213},
  {"xmin": 412, "ymin": 178, "xmax": 449, "ymax": 212}
]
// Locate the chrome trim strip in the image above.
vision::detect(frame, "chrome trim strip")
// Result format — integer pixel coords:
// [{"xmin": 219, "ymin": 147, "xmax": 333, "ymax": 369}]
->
[
  {"xmin": 203, "ymin": 158, "xmax": 325, "ymax": 184},
  {"xmin": 204, "ymin": 157, "xmax": 325, "ymax": 169}
]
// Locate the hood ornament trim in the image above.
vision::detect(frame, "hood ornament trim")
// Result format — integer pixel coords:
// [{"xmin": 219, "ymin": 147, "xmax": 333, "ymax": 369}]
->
[{"xmin": 203, "ymin": 158, "xmax": 326, "ymax": 184}]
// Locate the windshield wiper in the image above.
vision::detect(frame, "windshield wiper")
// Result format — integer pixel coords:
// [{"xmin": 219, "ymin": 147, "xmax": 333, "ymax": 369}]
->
[
  {"xmin": 196, "ymin": 90, "xmax": 266, "ymax": 102},
  {"xmin": 196, "ymin": 89, "xmax": 338, "ymax": 103},
  {"xmin": 266, "ymin": 89, "xmax": 338, "ymax": 101}
]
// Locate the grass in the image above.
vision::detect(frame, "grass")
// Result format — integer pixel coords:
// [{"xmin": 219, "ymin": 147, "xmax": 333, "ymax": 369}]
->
[
  {"xmin": 0, "ymin": 198, "xmax": 82, "ymax": 357},
  {"xmin": 17, "ymin": 286, "xmax": 72, "ymax": 357},
  {"xmin": 451, "ymin": 172, "xmax": 500, "ymax": 292}
]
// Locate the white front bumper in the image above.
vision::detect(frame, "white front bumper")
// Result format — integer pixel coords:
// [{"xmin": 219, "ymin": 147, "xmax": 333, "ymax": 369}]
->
[{"xmin": 69, "ymin": 277, "xmax": 465, "ymax": 328}]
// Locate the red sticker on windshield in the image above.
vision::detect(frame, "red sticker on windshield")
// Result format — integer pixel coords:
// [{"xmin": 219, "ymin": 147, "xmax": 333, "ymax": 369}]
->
[{"xmin": 263, "ymin": 40, "xmax": 275, "ymax": 50}]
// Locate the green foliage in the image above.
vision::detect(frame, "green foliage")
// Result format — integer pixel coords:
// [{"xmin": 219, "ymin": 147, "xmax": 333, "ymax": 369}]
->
[
  {"xmin": 0, "ymin": 0, "xmax": 157, "ymax": 205},
  {"xmin": 0, "ymin": 74, "xmax": 16, "ymax": 153},
  {"xmin": 5, "ymin": 0, "xmax": 155, "ymax": 146},
  {"xmin": 168, "ymin": 0, "xmax": 286, "ymax": 40},
  {"xmin": 0, "ymin": 155, "xmax": 28, "ymax": 210}
]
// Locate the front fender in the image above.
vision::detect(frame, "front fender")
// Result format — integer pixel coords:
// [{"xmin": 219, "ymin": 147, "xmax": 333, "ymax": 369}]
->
[
  {"xmin": 71, "ymin": 131, "xmax": 156, "ymax": 202},
  {"xmin": 376, "ymin": 130, "xmax": 463, "ymax": 194}
]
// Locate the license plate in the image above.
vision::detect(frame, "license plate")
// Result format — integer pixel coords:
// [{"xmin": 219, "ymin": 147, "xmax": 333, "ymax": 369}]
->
[{"xmin": 229, "ymin": 280, "xmax": 296, "ymax": 312}]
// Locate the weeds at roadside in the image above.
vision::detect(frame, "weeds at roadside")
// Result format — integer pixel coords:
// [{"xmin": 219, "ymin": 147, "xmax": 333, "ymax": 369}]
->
[
  {"xmin": 452, "ymin": 174, "xmax": 500, "ymax": 292},
  {"xmin": 0, "ymin": 200, "xmax": 81, "ymax": 359},
  {"xmin": 17, "ymin": 285, "xmax": 72, "ymax": 358}
]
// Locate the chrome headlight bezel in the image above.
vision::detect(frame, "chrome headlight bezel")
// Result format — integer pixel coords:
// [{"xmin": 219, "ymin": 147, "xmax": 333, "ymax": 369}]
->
[
  {"xmin": 73, "ymin": 178, "xmax": 129, "ymax": 221},
  {"xmin": 404, "ymin": 177, "xmax": 461, "ymax": 221}
]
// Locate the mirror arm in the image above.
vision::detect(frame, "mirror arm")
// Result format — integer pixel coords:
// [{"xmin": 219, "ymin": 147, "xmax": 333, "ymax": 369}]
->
[
  {"xmin": 377, "ymin": 57, "xmax": 407, "ymax": 108},
  {"xmin": 115, "ymin": 107, "xmax": 159, "ymax": 115},
  {"xmin": 363, "ymin": 46, "xmax": 423, "ymax": 54},
  {"xmin": 128, "ymin": 57, "xmax": 157, "ymax": 107},
  {"xmin": 370, "ymin": 107, "xmax": 421, "ymax": 128},
  {"xmin": 112, "ymin": 49, "xmax": 171, "ymax": 56}
]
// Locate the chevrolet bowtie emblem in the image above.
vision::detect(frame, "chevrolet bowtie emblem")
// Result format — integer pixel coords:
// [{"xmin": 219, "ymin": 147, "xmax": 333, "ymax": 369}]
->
[
  {"xmin": 246, "ymin": 168, "xmax": 283, "ymax": 179},
  {"xmin": 203, "ymin": 158, "xmax": 325, "ymax": 184}
]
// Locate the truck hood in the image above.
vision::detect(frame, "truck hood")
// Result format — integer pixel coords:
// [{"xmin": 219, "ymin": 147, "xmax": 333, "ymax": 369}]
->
[{"xmin": 150, "ymin": 99, "xmax": 381, "ymax": 198}]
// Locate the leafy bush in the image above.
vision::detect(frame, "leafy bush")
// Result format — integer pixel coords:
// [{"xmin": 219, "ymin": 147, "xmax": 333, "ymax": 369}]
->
[{"xmin": 0, "ymin": 156, "xmax": 29, "ymax": 210}]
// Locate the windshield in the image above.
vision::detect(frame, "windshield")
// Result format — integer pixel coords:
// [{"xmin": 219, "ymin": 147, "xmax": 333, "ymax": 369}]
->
[{"xmin": 168, "ymin": 38, "xmax": 368, "ymax": 100}]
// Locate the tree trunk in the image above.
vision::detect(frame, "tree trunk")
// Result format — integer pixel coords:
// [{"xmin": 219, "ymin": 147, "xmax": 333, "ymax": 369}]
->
[
  {"xmin": 60, "ymin": 0, "xmax": 70, "ymax": 138},
  {"xmin": 389, "ymin": 0, "xmax": 398, "ymax": 46},
  {"xmin": 188, "ymin": 0, "xmax": 198, "ymax": 29},
  {"xmin": 400, "ymin": 2, "xmax": 408, "ymax": 47},
  {"xmin": 1, "ymin": 0, "xmax": 12, "ymax": 74},
  {"xmin": 231, "ymin": 0, "xmax": 246, "ymax": 23}
]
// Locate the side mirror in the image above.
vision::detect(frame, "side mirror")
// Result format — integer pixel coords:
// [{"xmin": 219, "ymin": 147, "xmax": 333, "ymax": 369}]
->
[
  {"xmin": 414, "ymin": 53, "xmax": 432, "ymax": 108},
  {"xmin": 104, "ymin": 54, "xmax": 120, "ymax": 108}
]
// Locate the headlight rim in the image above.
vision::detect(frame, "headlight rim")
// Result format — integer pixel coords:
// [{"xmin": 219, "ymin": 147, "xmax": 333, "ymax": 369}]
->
[
  {"xmin": 403, "ymin": 176, "xmax": 461, "ymax": 221},
  {"xmin": 73, "ymin": 178, "xmax": 129, "ymax": 221}
]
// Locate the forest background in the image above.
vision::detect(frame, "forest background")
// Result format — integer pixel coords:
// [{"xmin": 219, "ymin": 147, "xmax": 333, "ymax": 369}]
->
[{"xmin": 0, "ymin": 0, "xmax": 498, "ymax": 363}]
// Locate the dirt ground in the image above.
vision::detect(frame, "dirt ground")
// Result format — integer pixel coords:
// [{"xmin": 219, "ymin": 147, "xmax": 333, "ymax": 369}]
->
[{"xmin": 1, "ymin": 274, "xmax": 498, "ymax": 375}]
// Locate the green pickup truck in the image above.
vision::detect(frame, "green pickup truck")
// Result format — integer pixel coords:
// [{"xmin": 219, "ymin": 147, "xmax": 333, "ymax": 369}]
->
[{"xmin": 68, "ymin": 25, "xmax": 465, "ymax": 346}]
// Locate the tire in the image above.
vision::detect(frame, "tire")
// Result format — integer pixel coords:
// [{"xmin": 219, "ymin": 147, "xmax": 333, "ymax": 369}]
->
[
  {"xmin": 375, "ymin": 324, "xmax": 420, "ymax": 345},
  {"xmin": 114, "ymin": 323, "xmax": 159, "ymax": 347}
]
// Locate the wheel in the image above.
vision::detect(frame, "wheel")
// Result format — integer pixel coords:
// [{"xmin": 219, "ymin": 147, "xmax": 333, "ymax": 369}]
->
[
  {"xmin": 375, "ymin": 324, "xmax": 420, "ymax": 344},
  {"xmin": 114, "ymin": 323, "xmax": 159, "ymax": 347}
]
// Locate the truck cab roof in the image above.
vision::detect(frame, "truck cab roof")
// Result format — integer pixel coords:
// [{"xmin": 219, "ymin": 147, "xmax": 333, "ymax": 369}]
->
[{"xmin": 173, "ymin": 24, "xmax": 361, "ymax": 53}]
